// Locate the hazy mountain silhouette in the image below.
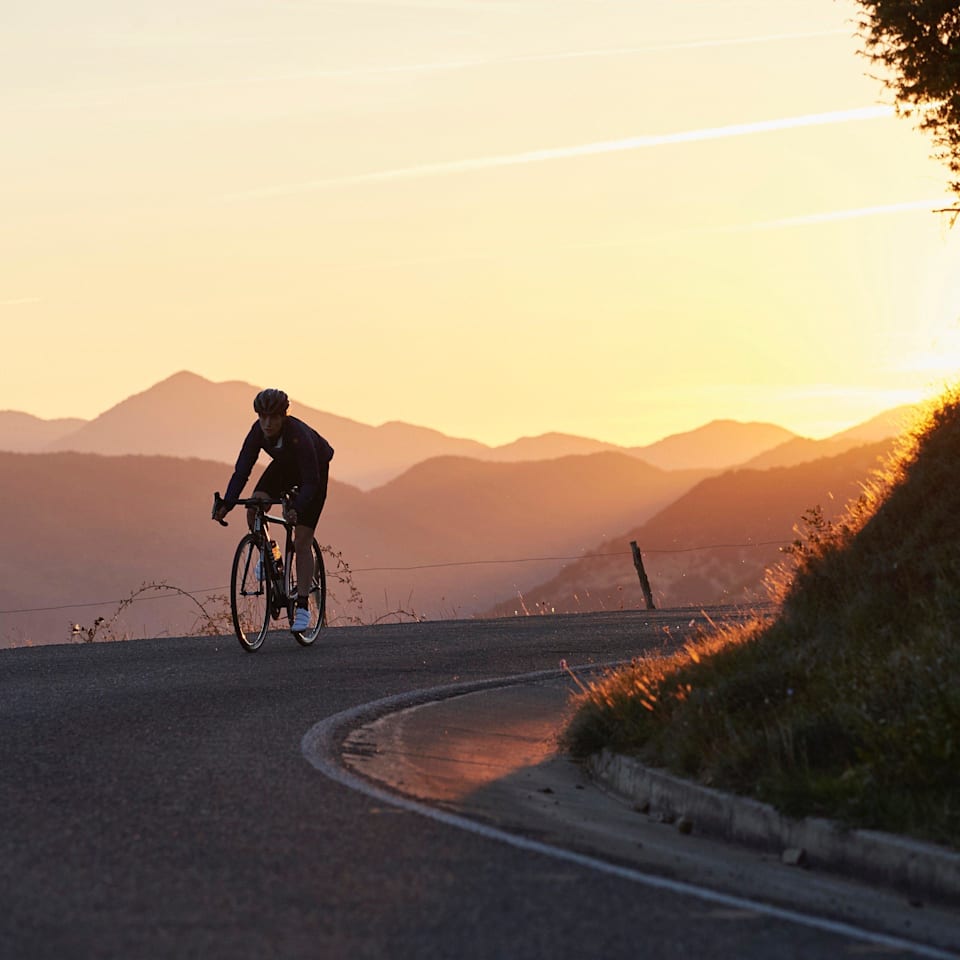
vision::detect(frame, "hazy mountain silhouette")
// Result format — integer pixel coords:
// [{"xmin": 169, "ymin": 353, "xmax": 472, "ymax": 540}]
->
[
  {"xmin": 41, "ymin": 371, "xmax": 493, "ymax": 489},
  {"xmin": 485, "ymin": 440, "xmax": 895, "ymax": 616},
  {"xmin": 483, "ymin": 433, "xmax": 623, "ymax": 461},
  {"xmin": 741, "ymin": 404, "xmax": 920, "ymax": 470},
  {"xmin": 0, "ymin": 377, "xmax": 923, "ymax": 644},
  {"xmin": 832, "ymin": 403, "xmax": 919, "ymax": 443},
  {"xmin": 29, "ymin": 371, "xmax": 806, "ymax": 487},
  {"xmin": 488, "ymin": 427, "xmax": 808, "ymax": 468},
  {"xmin": 0, "ymin": 449, "xmax": 707, "ymax": 646},
  {"xmin": 628, "ymin": 419, "xmax": 797, "ymax": 470},
  {"xmin": 0, "ymin": 411, "xmax": 86, "ymax": 451}
]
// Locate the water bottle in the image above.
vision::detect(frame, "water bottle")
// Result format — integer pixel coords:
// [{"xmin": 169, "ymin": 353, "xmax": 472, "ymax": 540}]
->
[{"xmin": 270, "ymin": 540, "xmax": 283, "ymax": 576}]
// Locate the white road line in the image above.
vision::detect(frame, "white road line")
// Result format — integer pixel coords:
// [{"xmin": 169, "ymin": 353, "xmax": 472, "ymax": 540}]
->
[{"xmin": 300, "ymin": 671, "xmax": 958, "ymax": 960}]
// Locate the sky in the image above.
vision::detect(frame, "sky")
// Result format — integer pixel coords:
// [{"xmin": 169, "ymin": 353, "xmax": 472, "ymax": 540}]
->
[{"xmin": 3, "ymin": 0, "xmax": 960, "ymax": 447}]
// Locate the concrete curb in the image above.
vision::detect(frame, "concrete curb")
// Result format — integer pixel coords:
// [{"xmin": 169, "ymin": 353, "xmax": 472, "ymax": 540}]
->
[{"xmin": 589, "ymin": 749, "xmax": 960, "ymax": 906}]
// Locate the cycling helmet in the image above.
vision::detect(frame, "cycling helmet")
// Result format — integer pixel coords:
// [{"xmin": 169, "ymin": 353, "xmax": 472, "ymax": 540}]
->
[{"xmin": 253, "ymin": 388, "xmax": 289, "ymax": 416}]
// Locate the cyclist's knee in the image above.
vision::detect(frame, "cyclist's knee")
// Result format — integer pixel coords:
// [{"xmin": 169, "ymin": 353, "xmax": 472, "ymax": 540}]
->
[
  {"xmin": 247, "ymin": 491, "xmax": 272, "ymax": 530},
  {"xmin": 294, "ymin": 524, "xmax": 314, "ymax": 548}
]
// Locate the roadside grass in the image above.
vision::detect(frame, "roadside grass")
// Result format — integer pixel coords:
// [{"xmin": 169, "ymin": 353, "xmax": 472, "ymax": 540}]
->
[
  {"xmin": 63, "ymin": 546, "xmax": 419, "ymax": 645},
  {"xmin": 564, "ymin": 387, "xmax": 960, "ymax": 849}
]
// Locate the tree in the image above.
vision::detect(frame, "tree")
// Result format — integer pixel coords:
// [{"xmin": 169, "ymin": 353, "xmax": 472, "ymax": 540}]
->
[{"xmin": 856, "ymin": 1, "xmax": 960, "ymax": 215}]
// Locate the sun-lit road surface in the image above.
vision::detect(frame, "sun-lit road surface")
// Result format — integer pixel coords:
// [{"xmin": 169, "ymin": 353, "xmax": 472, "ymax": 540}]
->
[{"xmin": 1, "ymin": 611, "xmax": 948, "ymax": 959}]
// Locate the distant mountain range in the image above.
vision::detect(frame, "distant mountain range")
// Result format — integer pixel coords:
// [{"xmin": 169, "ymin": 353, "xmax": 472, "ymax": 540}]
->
[
  {"xmin": 1, "ymin": 435, "xmax": 904, "ymax": 645},
  {"xmin": 0, "ymin": 448, "xmax": 707, "ymax": 646},
  {"xmin": 0, "ymin": 374, "xmax": 921, "ymax": 646},
  {"xmin": 485, "ymin": 440, "xmax": 896, "ymax": 616},
  {"xmin": 0, "ymin": 411, "xmax": 86, "ymax": 452},
  {"xmin": 0, "ymin": 371, "xmax": 916, "ymax": 487},
  {"xmin": 739, "ymin": 406, "xmax": 917, "ymax": 470}
]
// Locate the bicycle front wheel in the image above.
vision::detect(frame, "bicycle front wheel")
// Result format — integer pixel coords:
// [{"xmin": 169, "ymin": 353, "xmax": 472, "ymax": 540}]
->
[
  {"xmin": 231, "ymin": 534, "xmax": 271, "ymax": 652},
  {"xmin": 286, "ymin": 539, "xmax": 326, "ymax": 646}
]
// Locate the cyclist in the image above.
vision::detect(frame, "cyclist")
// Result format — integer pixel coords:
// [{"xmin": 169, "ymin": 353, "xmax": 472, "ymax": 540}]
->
[{"xmin": 213, "ymin": 388, "xmax": 334, "ymax": 632}]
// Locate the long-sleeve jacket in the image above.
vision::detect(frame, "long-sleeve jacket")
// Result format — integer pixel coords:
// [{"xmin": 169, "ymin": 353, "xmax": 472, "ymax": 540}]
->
[{"xmin": 224, "ymin": 416, "xmax": 334, "ymax": 514}]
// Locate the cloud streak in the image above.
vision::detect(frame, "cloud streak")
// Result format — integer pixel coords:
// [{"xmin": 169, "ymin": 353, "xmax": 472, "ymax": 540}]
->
[
  {"xmin": 728, "ymin": 198, "xmax": 949, "ymax": 231},
  {"xmin": 14, "ymin": 26, "xmax": 850, "ymax": 109},
  {"xmin": 500, "ymin": 29, "xmax": 850, "ymax": 64},
  {"xmin": 228, "ymin": 106, "xmax": 895, "ymax": 200},
  {"xmin": 371, "ymin": 195, "xmax": 948, "ymax": 268},
  {"xmin": 303, "ymin": 28, "xmax": 851, "ymax": 77}
]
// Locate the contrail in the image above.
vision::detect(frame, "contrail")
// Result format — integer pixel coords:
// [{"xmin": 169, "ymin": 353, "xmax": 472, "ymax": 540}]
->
[
  {"xmin": 504, "ymin": 29, "xmax": 850, "ymax": 64},
  {"xmin": 0, "ymin": 297, "xmax": 41, "ymax": 306},
  {"xmin": 734, "ymin": 197, "xmax": 948, "ymax": 230},
  {"xmin": 351, "ymin": 196, "xmax": 948, "ymax": 268},
  {"xmin": 227, "ymin": 106, "xmax": 895, "ymax": 200},
  {"xmin": 16, "ymin": 29, "xmax": 849, "ymax": 107},
  {"xmin": 309, "ymin": 28, "xmax": 851, "ymax": 76},
  {"xmin": 127, "ymin": 30, "xmax": 851, "ymax": 92}
]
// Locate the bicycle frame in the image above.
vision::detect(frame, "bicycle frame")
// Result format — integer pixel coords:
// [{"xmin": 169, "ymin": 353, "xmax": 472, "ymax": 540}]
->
[
  {"xmin": 215, "ymin": 492, "xmax": 292, "ymax": 594},
  {"xmin": 214, "ymin": 492, "xmax": 290, "ymax": 534},
  {"xmin": 245, "ymin": 503, "xmax": 294, "ymax": 566},
  {"xmin": 213, "ymin": 491, "xmax": 327, "ymax": 651}
]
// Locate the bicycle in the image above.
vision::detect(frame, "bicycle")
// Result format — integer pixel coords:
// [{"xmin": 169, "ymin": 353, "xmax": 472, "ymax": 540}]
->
[{"xmin": 212, "ymin": 491, "xmax": 326, "ymax": 652}]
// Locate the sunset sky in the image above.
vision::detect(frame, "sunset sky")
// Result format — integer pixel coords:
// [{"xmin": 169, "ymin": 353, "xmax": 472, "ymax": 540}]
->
[{"xmin": 4, "ymin": 0, "xmax": 959, "ymax": 447}]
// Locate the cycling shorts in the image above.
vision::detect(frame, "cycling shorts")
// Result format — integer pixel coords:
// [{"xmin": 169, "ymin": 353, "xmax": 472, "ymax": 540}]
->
[{"xmin": 253, "ymin": 460, "xmax": 329, "ymax": 530}]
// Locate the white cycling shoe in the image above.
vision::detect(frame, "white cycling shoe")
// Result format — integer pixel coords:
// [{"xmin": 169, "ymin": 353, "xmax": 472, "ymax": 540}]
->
[{"xmin": 291, "ymin": 606, "xmax": 311, "ymax": 632}]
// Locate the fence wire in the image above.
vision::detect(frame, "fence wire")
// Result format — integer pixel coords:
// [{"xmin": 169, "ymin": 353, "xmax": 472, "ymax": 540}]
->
[{"xmin": 0, "ymin": 537, "xmax": 794, "ymax": 616}]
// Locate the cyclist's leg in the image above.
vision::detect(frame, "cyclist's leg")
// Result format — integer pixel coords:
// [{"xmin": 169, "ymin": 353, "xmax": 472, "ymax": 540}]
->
[
  {"xmin": 292, "ymin": 465, "xmax": 328, "ymax": 601},
  {"xmin": 250, "ymin": 463, "xmax": 285, "ymax": 531},
  {"xmin": 293, "ymin": 525, "xmax": 316, "ymax": 599}
]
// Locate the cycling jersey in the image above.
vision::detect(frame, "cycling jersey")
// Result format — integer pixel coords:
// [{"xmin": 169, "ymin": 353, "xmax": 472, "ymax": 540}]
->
[{"xmin": 224, "ymin": 416, "xmax": 334, "ymax": 517}]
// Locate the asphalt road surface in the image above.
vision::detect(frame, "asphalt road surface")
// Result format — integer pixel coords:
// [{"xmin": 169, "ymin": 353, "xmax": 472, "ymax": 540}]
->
[{"xmin": 2, "ymin": 610, "xmax": 954, "ymax": 959}]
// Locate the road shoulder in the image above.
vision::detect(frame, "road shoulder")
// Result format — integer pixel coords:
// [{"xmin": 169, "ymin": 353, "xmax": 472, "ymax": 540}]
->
[{"xmin": 336, "ymin": 677, "xmax": 960, "ymax": 955}]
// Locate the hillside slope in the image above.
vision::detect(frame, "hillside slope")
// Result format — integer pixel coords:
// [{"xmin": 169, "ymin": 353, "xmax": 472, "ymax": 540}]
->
[
  {"xmin": 43, "ymin": 371, "xmax": 491, "ymax": 490},
  {"xmin": 487, "ymin": 440, "xmax": 895, "ymax": 615},
  {"xmin": 565, "ymin": 392, "xmax": 960, "ymax": 848},
  {"xmin": 0, "ymin": 449, "xmax": 704, "ymax": 645},
  {"xmin": 27, "ymin": 371, "xmax": 805, "ymax": 486},
  {"xmin": 629, "ymin": 419, "xmax": 796, "ymax": 470},
  {"xmin": 742, "ymin": 404, "xmax": 919, "ymax": 470},
  {"xmin": 0, "ymin": 411, "xmax": 86, "ymax": 451}
]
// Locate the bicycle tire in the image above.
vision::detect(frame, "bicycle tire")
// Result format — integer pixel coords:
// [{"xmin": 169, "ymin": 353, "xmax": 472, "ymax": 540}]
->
[
  {"xmin": 230, "ymin": 534, "xmax": 271, "ymax": 652},
  {"xmin": 285, "ymin": 539, "xmax": 326, "ymax": 646}
]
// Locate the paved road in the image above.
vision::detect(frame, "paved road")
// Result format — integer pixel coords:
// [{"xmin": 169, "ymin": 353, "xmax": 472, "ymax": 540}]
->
[{"xmin": 1, "ymin": 610, "xmax": 953, "ymax": 959}]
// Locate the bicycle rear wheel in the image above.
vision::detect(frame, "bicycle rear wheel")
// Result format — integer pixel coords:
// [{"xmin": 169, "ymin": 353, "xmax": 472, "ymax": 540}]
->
[
  {"xmin": 231, "ymin": 534, "xmax": 271, "ymax": 652},
  {"xmin": 285, "ymin": 539, "xmax": 326, "ymax": 646}
]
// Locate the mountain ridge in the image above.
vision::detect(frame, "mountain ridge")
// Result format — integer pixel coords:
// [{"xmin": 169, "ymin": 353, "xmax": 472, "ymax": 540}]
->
[
  {"xmin": 0, "ymin": 446, "xmax": 706, "ymax": 645},
  {"xmin": 0, "ymin": 411, "xmax": 87, "ymax": 452},
  {"xmin": 627, "ymin": 418, "xmax": 796, "ymax": 470},
  {"xmin": 486, "ymin": 440, "xmax": 896, "ymax": 616},
  {"xmin": 0, "ymin": 370, "xmax": 838, "ymax": 488}
]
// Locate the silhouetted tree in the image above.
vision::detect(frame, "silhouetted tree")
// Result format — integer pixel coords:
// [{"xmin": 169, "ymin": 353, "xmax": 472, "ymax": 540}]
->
[{"xmin": 856, "ymin": 1, "xmax": 960, "ymax": 214}]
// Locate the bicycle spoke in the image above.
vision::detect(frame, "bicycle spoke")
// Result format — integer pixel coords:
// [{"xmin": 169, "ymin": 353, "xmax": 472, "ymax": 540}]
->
[
  {"xmin": 231, "ymin": 535, "xmax": 270, "ymax": 651},
  {"xmin": 286, "ymin": 540, "xmax": 326, "ymax": 646}
]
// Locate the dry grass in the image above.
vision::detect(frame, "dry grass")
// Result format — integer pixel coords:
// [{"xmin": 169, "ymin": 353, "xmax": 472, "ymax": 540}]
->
[{"xmin": 565, "ymin": 387, "xmax": 960, "ymax": 849}]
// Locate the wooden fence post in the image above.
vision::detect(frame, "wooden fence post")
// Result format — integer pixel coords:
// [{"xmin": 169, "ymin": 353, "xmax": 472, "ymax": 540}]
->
[{"xmin": 630, "ymin": 541, "xmax": 656, "ymax": 610}]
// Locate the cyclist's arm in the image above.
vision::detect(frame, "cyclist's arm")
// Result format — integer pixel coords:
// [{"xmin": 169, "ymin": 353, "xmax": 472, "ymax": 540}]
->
[{"xmin": 223, "ymin": 423, "xmax": 263, "ymax": 506}]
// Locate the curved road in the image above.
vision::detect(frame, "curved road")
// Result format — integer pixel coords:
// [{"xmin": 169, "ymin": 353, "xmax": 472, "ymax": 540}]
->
[{"xmin": 1, "ymin": 610, "xmax": 952, "ymax": 959}]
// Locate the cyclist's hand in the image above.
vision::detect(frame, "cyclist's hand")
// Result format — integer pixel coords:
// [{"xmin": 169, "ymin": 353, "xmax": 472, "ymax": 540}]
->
[{"xmin": 212, "ymin": 498, "xmax": 231, "ymax": 525}]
